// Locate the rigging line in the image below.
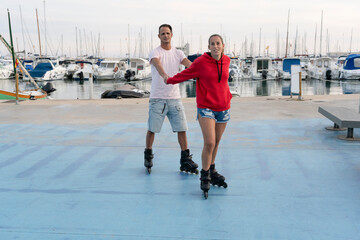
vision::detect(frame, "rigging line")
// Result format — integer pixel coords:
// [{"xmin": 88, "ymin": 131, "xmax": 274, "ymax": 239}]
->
[
  {"xmin": 39, "ymin": 23, "xmax": 55, "ymax": 56},
  {"xmin": 22, "ymin": 20, "xmax": 36, "ymax": 53}
]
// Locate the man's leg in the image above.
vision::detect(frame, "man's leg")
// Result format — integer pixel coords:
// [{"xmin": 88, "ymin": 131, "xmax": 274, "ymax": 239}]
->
[
  {"xmin": 146, "ymin": 130, "xmax": 155, "ymax": 149},
  {"xmin": 178, "ymin": 131, "xmax": 198, "ymax": 174},
  {"xmin": 144, "ymin": 131, "xmax": 155, "ymax": 173},
  {"xmin": 168, "ymin": 99, "xmax": 198, "ymax": 174},
  {"xmin": 177, "ymin": 131, "xmax": 187, "ymax": 151},
  {"xmin": 144, "ymin": 99, "xmax": 166, "ymax": 173}
]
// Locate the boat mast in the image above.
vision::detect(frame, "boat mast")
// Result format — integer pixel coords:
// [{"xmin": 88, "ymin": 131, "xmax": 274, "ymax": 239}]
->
[
  {"xmin": 285, "ymin": 9, "xmax": 290, "ymax": 58},
  {"xmin": 349, "ymin": 28, "xmax": 353, "ymax": 53},
  {"xmin": 83, "ymin": 29, "xmax": 88, "ymax": 56},
  {"xmin": 244, "ymin": 36, "xmax": 248, "ymax": 57},
  {"xmin": 75, "ymin": 27, "xmax": 78, "ymax": 58},
  {"xmin": 304, "ymin": 32, "xmax": 307, "ymax": 55},
  {"xmin": 275, "ymin": 29, "xmax": 279, "ymax": 58},
  {"xmin": 79, "ymin": 28, "xmax": 82, "ymax": 57},
  {"xmin": 319, "ymin": 10, "xmax": 323, "ymax": 57},
  {"xmin": 294, "ymin": 26, "xmax": 298, "ymax": 56},
  {"xmin": 128, "ymin": 24, "xmax": 130, "ymax": 60},
  {"xmin": 36, "ymin": 8, "xmax": 42, "ymax": 57},
  {"xmin": 19, "ymin": 5, "xmax": 27, "ymax": 58},
  {"xmin": 251, "ymin": 32, "xmax": 253, "ymax": 57},
  {"xmin": 7, "ymin": 9, "xmax": 16, "ymax": 76},
  {"xmin": 7, "ymin": 9, "xmax": 19, "ymax": 103},
  {"xmin": 326, "ymin": 29, "xmax": 329, "ymax": 56},
  {"xmin": 313, "ymin": 24, "xmax": 317, "ymax": 57},
  {"xmin": 91, "ymin": 32, "xmax": 94, "ymax": 56},
  {"xmin": 61, "ymin": 34, "xmax": 63, "ymax": 57},
  {"xmin": 258, "ymin": 28, "xmax": 261, "ymax": 57},
  {"xmin": 43, "ymin": 0, "xmax": 47, "ymax": 56},
  {"xmin": 97, "ymin": 33, "xmax": 100, "ymax": 57}
]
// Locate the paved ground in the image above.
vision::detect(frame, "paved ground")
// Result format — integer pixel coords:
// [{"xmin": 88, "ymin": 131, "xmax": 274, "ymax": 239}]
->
[{"xmin": 0, "ymin": 95, "xmax": 359, "ymax": 239}]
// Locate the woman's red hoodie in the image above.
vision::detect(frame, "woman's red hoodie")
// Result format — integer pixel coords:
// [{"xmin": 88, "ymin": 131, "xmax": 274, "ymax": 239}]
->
[{"xmin": 167, "ymin": 52, "xmax": 232, "ymax": 112}]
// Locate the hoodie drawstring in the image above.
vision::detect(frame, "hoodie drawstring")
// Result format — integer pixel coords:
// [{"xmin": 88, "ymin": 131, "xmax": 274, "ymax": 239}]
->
[{"xmin": 216, "ymin": 58, "xmax": 223, "ymax": 82}]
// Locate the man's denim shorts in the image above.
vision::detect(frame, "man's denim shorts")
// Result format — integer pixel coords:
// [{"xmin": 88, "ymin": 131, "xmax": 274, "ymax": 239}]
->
[
  {"xmin": 148, "ymin": 98, "xmax": 188, "ymax": 133},
  {"xmin": 197, "ymin": 108, "xmax": 230, "ymax": 123}
]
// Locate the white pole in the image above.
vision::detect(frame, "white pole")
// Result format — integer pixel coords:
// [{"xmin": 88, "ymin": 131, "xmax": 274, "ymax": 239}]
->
[
  {"xmin": 298, "ymin": 72, "xmax": 302, "ymax": 100},
  {"xmin": 89, "ymin": 73, "xmax": 94, "ymax": 99}
]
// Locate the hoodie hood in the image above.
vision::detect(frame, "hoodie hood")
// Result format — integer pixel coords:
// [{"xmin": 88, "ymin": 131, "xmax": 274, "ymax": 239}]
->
[
  {"xmin": 166, "ymin": 52, "xmax": 232, "ymax": 111},
  {"xmin": 203, "ymin": 52, "xmax": 230, "ymax": 82}
]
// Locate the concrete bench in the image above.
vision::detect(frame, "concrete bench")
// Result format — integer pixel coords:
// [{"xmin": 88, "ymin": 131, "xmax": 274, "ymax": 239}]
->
[{"xmin": 318, "ymin": 106, "xmax": 360, "ymax": 140}]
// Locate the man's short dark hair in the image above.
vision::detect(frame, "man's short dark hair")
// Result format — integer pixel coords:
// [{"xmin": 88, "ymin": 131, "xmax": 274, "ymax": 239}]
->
[{"xmin": 159, "ymin": 24, "xmax": 172, "ymax": 33}]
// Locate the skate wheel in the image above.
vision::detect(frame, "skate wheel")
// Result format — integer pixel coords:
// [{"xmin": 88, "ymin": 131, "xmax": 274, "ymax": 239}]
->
[
  {"xmin": 194, "ymin": 169, "xmax": 199, "ymax": 175},
  {"xmin": 147, "ymin": 168, "xmax": 151, "ymax": 174},
  {"xmin": 203, "ymin": 191, "xmax": 208, "ymax": 199},
  {"xmin": 223, "ymin": 182, "xmax": 228, "ymax": 188}
]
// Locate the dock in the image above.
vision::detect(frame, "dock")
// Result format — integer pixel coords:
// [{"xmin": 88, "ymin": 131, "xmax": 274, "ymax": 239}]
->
[{"xmin": 0, "ymin": 94, "xmax": 359, "ymax": 239}]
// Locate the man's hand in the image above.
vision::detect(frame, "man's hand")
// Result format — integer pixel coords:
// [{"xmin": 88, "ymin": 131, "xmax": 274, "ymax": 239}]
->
[{"xmin": 163, "ymin": 75, "xmax": 169, "ymax": 84}]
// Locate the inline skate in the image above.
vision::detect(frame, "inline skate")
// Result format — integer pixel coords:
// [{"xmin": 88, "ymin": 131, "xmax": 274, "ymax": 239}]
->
[
  {"xmin": 200, "ymin": 169, "xmax": 211, "ymax": 199},
  {"xmin": 179, "ymin": 149, "xmax": 199, "ymax": 174},
  {"xmin": 210, "ymin": 164, "xmax": 227, "ymax": 188},
  {"xmin": 144, "ymin": 148, "xmax": 153, "ymax": 174}
]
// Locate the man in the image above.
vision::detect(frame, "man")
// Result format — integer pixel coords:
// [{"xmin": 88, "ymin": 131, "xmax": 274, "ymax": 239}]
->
[{"xmin": 144, "ymin": 24, "xmax": 198, "ymax": 175}]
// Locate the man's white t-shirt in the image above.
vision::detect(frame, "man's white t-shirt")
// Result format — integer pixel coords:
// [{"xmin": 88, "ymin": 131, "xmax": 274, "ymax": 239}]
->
[{"xmin": 149, "ymin": 46, "xmax": 186, "ymax": 99}]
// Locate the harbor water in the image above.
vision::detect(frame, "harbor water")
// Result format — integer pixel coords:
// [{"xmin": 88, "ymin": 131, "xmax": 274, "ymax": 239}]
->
[{"xmin": 0, "ymin": 77, "xmax": 360, "ymax": 99}]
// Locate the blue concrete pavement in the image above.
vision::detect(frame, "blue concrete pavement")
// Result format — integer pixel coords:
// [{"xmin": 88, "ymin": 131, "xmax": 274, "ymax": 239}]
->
[{"xmin": 0, "ymin": 115, "xmax": 360, "ymax": 239}]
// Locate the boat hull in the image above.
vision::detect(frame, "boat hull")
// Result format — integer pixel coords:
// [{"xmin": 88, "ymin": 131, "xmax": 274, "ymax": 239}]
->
[{"xmin": 0, "ymin": 89, "xmax": 47, "ymax": 100}]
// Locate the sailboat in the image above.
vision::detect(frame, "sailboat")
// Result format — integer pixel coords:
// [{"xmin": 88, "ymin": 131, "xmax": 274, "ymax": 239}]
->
[{"xmin": 0, "ymin": 11, "xmax": 48, "ymax": 100}]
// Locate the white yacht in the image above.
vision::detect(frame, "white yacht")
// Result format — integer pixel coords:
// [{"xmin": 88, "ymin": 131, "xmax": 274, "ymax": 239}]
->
[
  {"xmin": 308, "ymin": 57, "xmax": 339, "ymax": 80},
  {"xmin": 339, "ymin": 54, "xmax": 360, "ymax": 80},
  {"xmin": 250, "ymin": 57, "xmax": 279, "ymax": 80},
  {"xmin": 23, "ymin": 59, "xmax": 66, "ymax": 81},
  {"xmin": 43, "ymin": 60, "xmax": 67, "ymax": 81},
  {"xmin": 0, "ymin": 59, "xmax": 13, "ymax": 79},
  {"xmin": 124, "ymin": 58, "xmax": 151, "ymax": 81},
  {"xmin": 97, "ymin": 60, "xmax": 127, "ymax": 80},
  {"xmin": 240, "ymin": 57, "xmax": 253, "ymax": 79},
  {"xmin": 73, "ymin": 61, "xmax": 99, "ymax": 81},
  {"xmin": 229, "ymin": 57, "xmax": 242, "ymax": 80},
  {"xmin": 281, "ymin": 58, "xmax": 308, "ymax": 80}
]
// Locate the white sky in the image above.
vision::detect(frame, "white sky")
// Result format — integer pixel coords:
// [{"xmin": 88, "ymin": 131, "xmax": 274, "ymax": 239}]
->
[{"xmin": 1, "ymin": 0, "xmax": 359, "ymax": 58}]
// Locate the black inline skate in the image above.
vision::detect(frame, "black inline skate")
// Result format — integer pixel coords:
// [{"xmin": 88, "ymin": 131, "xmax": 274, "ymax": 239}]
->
[
  {"xmin": 200, "ymin": 169, "xmax": 211, "ymax": 199},
  {"xmin": 179, "ymin": 149, "xmax": 199, "ymax": 174},
  {"xmin": 210, "ymin": 164, "xmax": 227, "ymax": 188},
  {"xmin": 144, "ymin": 148, "xmax": 153, "ymax": 174}
]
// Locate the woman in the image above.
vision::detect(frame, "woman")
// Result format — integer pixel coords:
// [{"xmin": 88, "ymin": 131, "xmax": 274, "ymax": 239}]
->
[{"xmin": 165, "ymin": 34, "xmax": 231, "ymax": 198}]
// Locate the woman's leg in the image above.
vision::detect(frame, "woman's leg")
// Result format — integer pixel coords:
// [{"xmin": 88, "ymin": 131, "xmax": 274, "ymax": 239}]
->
[
  {"xmin": 198, "ymin": 115, "xmax": 216, "ymax": 171},
  {"xmin": 211, "ymin": 122, "xmax": 227, "ymax": 164}
]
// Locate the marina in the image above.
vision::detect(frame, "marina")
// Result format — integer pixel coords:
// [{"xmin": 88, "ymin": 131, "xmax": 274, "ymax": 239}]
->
[{"xmin": 1, "ymin": 76, "xmax": 360, "ymax": 100}]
